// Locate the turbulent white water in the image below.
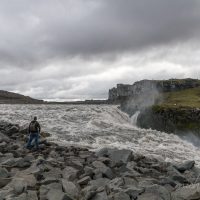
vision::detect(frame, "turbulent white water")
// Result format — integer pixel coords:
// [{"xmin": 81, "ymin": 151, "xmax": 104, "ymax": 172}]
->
[
  {"xmin": 131, "ymin": 111, "xmax": 140, "ymax": 126},
  {"xmin": 0, "ymin": 104, "xmax": 200, "ymax": 165}
]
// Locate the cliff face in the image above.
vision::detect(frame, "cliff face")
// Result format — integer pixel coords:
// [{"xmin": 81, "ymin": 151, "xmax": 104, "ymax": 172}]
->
[
  {"xmin": 0, "ymin": 90, "xmax": 44, "ymax": 104},
  {"xmin": 109, "ymin": 79, "xmax": 200, "ymax": 103},
  {"xmin": 137, "ymin": 106, "xmax": 200, "ymax": 134},
  {"xmin": 108, "ymin": 78, "xmax": 200, "ymax": 134}
]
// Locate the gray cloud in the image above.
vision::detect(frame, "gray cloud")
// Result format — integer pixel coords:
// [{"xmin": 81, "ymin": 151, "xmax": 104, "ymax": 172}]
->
[{"xmin": 0, "ymin": 0, "xmax": 200, "ymax": 100}]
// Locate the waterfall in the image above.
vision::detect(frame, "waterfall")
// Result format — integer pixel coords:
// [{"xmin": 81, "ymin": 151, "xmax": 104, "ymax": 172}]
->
[{"xmin": 131, "ymin": 111, "xmax": 140, "ymax": 126}]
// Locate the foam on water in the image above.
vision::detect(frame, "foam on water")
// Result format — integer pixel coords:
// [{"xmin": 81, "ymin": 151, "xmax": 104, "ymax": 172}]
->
[{"xmin": 0, "ymin": 104, "xmax": 200, "ymax": 165}]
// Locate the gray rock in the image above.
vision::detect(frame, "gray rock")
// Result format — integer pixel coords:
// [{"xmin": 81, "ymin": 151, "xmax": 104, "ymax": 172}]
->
[
  {"xmin": 89, "ymin": 178, "xmax": 110, "ymax": 188},
  {"xmin": 138, "ymin": 193, "xmax": 162, "ymax": 200},
  {"xmin": 96, "ymin": 148, "xmax": 109, "ymax": 157},
  {"xmin": 6, "ymin": 125, "xmax": 19, "ymax": 135},
  {"xmin": 167, "ymin": 165, "xmax": 188, "ymax": 184},
  {"xmin": 43, "ymin": 168, "xmax": 62, "ymax": 179},
  {"xmin": 107, "ymin": 149, "xmax": 132, "ymax": 164},
  {"xmin": 174, "ymin": 161, "xmax": 195, "ymax": 173},
  {"xmin": 13, "ymin": 178, "xmax": 27, "ymax": 195},
  {"xmin": 123, "ymin": 177, "xmax": 138, "ymax": 187},
  {"xmin": 62, "ymin": 166, "xmax": 78, "ymax": 181},
  {"xmin": 78, "ymin": 176, "xmax": 91, "ymax": 185},
  {"xmin": 71, "ymin": 159, "xmax": 84, "ymax": 170},
  {"xmin": 14, "ymin": 157, "xmax": 32, "ymax": 168},
  {"xmin": 0, "ymin": 177, "xmax": 12, "ymax": 188},
  {"xmin": 0, "ymin": 141, "xmax": 7, "ymax": 151},
  {"xmin": 124, "ymin": 186, "xmax": 145, "ymax": 199},
  {"xmin": 27, "ymin": 190, "xmax": 38, "ymax": 200},
  {"xmin": 81, "ymin": 185, "xmax": 97, "ymax": 200},
  {"xmin": 92, "ymin": 161, "xmax": 114, "ymax": 179},
  {"xmin": 1, "ymin": 157, "xmax": 20, "ymax": 167},
  {"xmin": 91, "ymin": 191, "xmax": 108, "ymax": 200},
  {"xmin": 171, "ymin": 183, "xmax": 200, "ymax": 200},
  {"xmin": 62, "ymin": 179, "xmax": 79, "ymax": 199},
  {"xmin": 47, "ymin": 189, "xmax": 70, "ymax": 200},
  {"xmin": 41, "ymin": 177, "xmax": 59, "ymax": 185},
  {"xmin": 138, "ymin": 184, "xmax": 171, "ymax": 200},
  {"xmin": 114, "ymin": 192, "xmax": 130, "ymax": 200},
  {"xmin": 84, "ymin": 166, "xmax": 94, "ymax": 177},
  {"xmin": 0, "ymin": 167, "xmax": 9, "ymax": 178},
  {"xmin": 40, "ymin": 183, "xmax": 62, "ymax": 200},
  {"xmin": 9, "ymin": 174, "xmax": 37, "ymax": 189},
  {"xmin": 106, "ymin": 178, "xmax": 124, "ymax": 194}
]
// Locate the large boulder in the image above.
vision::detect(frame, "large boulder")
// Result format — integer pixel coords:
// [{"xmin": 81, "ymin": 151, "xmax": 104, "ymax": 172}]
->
[
  {"xmin": 96, "ymin": 148, "xmax": 132, "ymax": 164},
  {"xmin": 46, "ymin": 189, "xmax": 69, "ymax": 200},
  {"xmin": 89, "ymin": 178, "xmax": 110, "ymax": 188},
  {"xmin": 0, "ymin": 167, "xmax": 9, "ymax": 178},
  {"xmin": 92, "ymin": 161, "xmax": 114, "ymax": 179},
  {"xmin": 91, "ymin": 191, "xmax": 108, "ymax": 200},
  {"xmin": 173, "ymin": 161, "xmax": 195, "ymax": 173},
  {"xmin": 138, "ymin": 184, "xmax": 171, "ymax": 200},
  {"xmin": 172, "ymin": 183, "xmax": 200, "ymax": 200},
  {"xmin": 113, "ymin": 192, "xmax": 130, "ymax": 200},
  {"xmin": 62, "ymin": 179, "xmax": 79, "ymax": 199},
  {"xmin": 62, "ymin": 166, "xmax": 78, "ymax": 181}
]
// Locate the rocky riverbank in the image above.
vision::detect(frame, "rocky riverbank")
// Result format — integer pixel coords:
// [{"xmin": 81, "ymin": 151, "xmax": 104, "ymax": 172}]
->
[{"xmin": 1, "ymin": 121, "xmax": 200, "ymax": 199}]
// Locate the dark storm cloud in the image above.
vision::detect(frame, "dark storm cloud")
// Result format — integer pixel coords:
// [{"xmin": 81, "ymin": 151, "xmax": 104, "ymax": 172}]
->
[
  {"xmin": 0, "ymin": 0, "xmax": 200, "ymax": 100},
  {"xmin": 0, "ymin": 0, "xmax": 200, "ymax": 67}
]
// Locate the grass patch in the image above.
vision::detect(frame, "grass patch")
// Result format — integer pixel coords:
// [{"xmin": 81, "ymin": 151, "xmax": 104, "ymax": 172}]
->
[{"xmin": 157, "ymin": 87, "xmax": 200, "ymax": 108}]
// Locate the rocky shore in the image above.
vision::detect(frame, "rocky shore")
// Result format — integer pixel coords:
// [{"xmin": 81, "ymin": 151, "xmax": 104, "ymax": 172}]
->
[{"xmin": 0, "ymin": 121, "xmax": 200, "ymax": 199}]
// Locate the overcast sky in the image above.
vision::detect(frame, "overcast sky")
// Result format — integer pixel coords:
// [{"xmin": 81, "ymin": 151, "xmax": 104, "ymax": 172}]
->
[{"xmin": 0, "ymin": 0, "xmax": 200, "ymax": 100}]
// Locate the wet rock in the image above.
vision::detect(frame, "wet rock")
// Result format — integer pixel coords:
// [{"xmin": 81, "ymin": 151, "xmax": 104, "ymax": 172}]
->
[
  {"xmin": 174, "ymin": 160, "xmax": 195, "ymax": 173},
  {"xmin": 62, "ymin": 179, "xmax": 79, "ymax": 199}
]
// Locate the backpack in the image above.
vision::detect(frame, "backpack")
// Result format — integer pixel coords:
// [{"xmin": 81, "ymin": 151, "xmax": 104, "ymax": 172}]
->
[{"xmin": 29, "ymin": 121, "xmax": 37, "ymax": 132}]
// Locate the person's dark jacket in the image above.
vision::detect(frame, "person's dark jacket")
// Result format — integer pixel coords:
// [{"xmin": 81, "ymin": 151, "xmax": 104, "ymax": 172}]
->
[{"xmin": 29, "ymin": 120, "xmax": 41, "ymax": 133}]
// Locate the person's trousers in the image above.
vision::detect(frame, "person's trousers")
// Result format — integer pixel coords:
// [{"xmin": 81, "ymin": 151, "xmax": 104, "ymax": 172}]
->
[{"xmin": 27, "ymin": 132, "xmax": 39, "ymax": 149}]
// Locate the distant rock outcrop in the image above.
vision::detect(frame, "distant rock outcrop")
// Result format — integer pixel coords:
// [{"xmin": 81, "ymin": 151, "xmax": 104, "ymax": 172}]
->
[{"xmin": 0, "ymin": 90, "xmax": 44, "ymax": 104}]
